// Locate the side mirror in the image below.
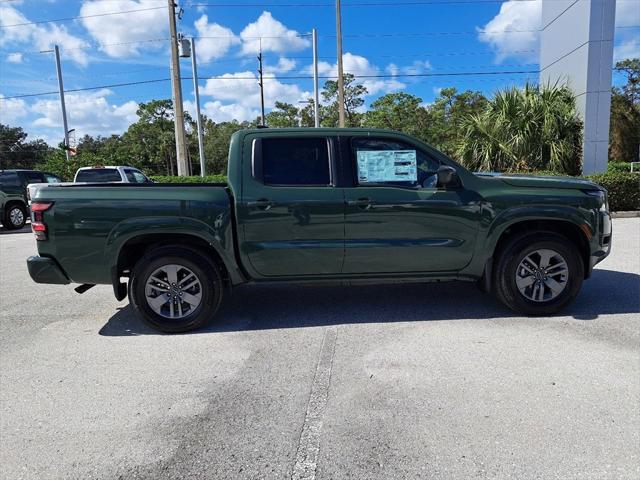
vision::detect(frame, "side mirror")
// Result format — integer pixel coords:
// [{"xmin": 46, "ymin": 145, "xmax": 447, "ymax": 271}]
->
[{"xmin": 436, "ymin": 165, "xmax": 459, "ymax": 188}]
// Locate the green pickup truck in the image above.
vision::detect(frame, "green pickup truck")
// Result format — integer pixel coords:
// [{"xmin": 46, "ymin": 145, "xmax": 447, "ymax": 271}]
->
[{"xmin": 27, "ymin": 128, "xmax": 612, "ymax": 332}]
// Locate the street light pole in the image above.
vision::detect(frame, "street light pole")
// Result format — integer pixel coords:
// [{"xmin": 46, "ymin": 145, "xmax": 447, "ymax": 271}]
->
[
  {"xmin": 335, "ymin": 0, "xmax": 345, "ymax": 127},
  {"xmin": 54, "ymin": 45, "xmax": 70, "ymax": 161},
  {"xmin": 312, "ymin": 28, "xmax": 320, "ymax": 128},
  {"xmin": 190, "ymin": 37, "xmax": 206, "ymax": 177},
  {"xmin": 167, "ymin": 0, "xmax": 189, "ymax": 176}
]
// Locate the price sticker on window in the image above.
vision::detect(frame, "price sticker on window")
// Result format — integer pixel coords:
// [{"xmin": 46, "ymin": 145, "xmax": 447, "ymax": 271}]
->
[{"xmin": 356, "ymin": 150, "xmax": 418, "ymax": 183}]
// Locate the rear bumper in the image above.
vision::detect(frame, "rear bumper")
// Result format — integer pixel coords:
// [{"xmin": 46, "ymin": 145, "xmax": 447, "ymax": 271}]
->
[{"xmin": 27, "ymin": 256, "xmax": 70, "ymax": 285}]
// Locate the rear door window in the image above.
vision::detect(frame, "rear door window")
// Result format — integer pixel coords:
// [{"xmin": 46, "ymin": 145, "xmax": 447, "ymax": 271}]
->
[
  {"xmin": 0, "ymin": 172, "xmax": 21, "ymax": 188},
  {"xmin": 259, "ymin": 137, "xmax": 331, "ymax": 186},
  {"xmin": 75, "ymin": 169, "xmax": 122, "ymax": 182}
]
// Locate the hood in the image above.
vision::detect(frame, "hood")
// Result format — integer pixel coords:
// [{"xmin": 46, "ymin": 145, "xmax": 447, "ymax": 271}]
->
[{"xmin": 475, "ymin": 172, "xmax": 602, "ymax": 191}]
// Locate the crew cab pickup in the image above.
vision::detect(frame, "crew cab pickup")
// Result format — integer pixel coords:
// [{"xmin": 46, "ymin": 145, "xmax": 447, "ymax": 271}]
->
[{"xmin": 27, "ymin": 128, "xmax": 612, "ymax": 333}]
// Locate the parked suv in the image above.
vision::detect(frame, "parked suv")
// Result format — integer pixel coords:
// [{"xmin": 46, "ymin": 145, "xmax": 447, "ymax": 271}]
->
[
  {"xmin": 74, "ymin": 166, "xmax": 152, "ymax": 183},
  {"xmin": 0, "ymin": 169, "xmax": 61, "ymax": 229}
]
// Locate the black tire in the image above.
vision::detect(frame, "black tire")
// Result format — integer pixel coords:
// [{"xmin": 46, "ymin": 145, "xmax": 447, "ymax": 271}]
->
[
  {"xmin": 4, "ymin": 203, "xmax": 27, "ymax": 230},
  {"xmin": 493, "ymin": 232, "xmax": 584, "ymax": 315},
  {"xmin": 129, "ymin": 246, "xmax": 223, "ymax": 333}
]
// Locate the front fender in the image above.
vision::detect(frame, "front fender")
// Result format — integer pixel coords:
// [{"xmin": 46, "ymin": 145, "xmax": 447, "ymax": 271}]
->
[
  {"xmin": 104, "ymin": 215, "xmax": 243, "ymax": 285},
  {"xmin": 484, "ymin": 205, "xmax": 594, "ymax": 254}
]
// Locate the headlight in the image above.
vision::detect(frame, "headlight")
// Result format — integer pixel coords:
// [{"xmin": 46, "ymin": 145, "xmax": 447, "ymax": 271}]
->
[{"xmin": 584, "ymin": 189, "xmax": 608, "ymax": 211}]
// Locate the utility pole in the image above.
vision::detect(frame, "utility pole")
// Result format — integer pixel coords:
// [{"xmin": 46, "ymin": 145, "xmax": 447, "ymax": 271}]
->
[
  {"xmin": 312, "ymin": 28, "xmax": 320, "ymax": 128},
  {"xmin": 257, "ymin": 39, "xmax": 265, "ymax": 126},
  {"xmin": 190, "ymin": 37, "xmax": 206, "ymax": 177},
  {"xmin": 167, "ymin": 0, "xmax": 189, "ymax": 176},
  {"xmin": 335, "ymin": 0, "xmax": 345, "ymax": 127},
  {"xmin": 54, "ymin": 45, "xmax": 70, "ymax": 161}
]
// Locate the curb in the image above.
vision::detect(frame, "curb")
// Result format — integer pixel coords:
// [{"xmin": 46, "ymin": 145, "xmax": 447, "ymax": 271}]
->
[{"xmin": 611, "ymin": 211, "xmax": 640, "ymax": 218}]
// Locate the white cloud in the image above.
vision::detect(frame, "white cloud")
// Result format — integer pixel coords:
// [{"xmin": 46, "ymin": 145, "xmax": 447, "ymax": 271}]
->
[
  {"xmin": 616, "ymin": 0, "xmax": 640, "ymax": 27},
  {"xmin": 388, "ymin": 60, "xmax": 432, "ymax": 76},
  {"xmin": 0, "ymin": 6, "xmax": 90, "ymax": 65},
  {"xmin": 477, "ymin": 0, "xmax": 541, "ymax": 63},
  {"xmin": 30, "ymin": 89, "xmax": 139, "ymax": 140},
  {"xmin": 479, "ymin": 0, "xmax": 638, "ymax": 64},
  {"xmin": 313, "ymin": 52, "xmax": 405, "ymax": 96},
  {"xmin": 7, "ymin": 52, "xmax": 23, "ymax": 63},
  {"xmin": 614, "ymin": 37, "xmax": 640, "ymax": 62},
  {"xmin": 240, "ymin": 11, "xmax": 310, "ymax": 55},
  {"xmin": 0, "ymin": 95, "xmax": 28, "ymax": 125},
  {"xmin": 194, "ymin": 70, "xmax": 310, "ymax": 122},
  {"xmin": 80, "ymin": 0, "xmax": 166, "ymax": 58},
  {"xmin": 265, "ymin": 57, "xmax": 297, "ymax": 73},
  {"xmin": 194, "ymin": 15, "xmax": 240, "ymax": 63}
]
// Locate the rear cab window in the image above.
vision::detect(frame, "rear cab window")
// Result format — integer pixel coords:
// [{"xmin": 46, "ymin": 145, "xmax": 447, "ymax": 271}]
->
[
  {"xmin": 352, "ymin": 137, "xmax": 440, "ymax": 189},
  {"xmin": 75, "ymin": 169, "xmax": 122, "ymax": 182},
  {"xmin": 255, "ymin": 137, "xmax": 332, "ymax": 186}
]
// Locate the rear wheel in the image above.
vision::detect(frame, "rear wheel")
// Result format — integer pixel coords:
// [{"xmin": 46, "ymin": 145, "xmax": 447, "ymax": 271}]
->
[
  {"xmin": 129, "ymin": 246, "xmax": 223, "ymax": 333},
  {"xmin": 4, "ymin": 203, "xmax": 27, "ymax": 230},
  {"xmin": 494, "ymin": 232, "xmax": 584, "ymax": 315}
]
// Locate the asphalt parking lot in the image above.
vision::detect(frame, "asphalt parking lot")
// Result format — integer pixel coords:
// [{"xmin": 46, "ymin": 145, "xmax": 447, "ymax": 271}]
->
[{"xmin": 1, "ymin": 219, "xmax": 639, "ymax": 480}]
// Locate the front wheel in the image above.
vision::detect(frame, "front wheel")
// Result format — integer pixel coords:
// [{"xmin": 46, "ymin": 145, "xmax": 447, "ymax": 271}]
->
[
  {"xmin": 4, "ymin": 204, "xmax": 27, "ymax": 230},
  {"xmin": 494, "ymin": 232, "xmax": 584, "ymax": 315},
  {"xmin": 129, "ymin": 246, "xmax": 223, "ymax": 333}
]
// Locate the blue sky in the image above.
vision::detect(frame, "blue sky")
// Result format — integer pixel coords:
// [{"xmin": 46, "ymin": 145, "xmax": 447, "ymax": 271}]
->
[{"xmin": 0, "ymin": 0, "xmax": 638, "ymax": 145}]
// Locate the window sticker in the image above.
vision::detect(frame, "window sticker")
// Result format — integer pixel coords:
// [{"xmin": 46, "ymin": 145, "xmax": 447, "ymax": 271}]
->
[{"xmin": 356, "ymin": 150, "xmax": 418, "ymax": 183}]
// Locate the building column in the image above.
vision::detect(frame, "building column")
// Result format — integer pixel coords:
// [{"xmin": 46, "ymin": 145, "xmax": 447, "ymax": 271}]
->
[{"xmin": 540, "ymin": 0, "xmax": 616, "ymax": 174}]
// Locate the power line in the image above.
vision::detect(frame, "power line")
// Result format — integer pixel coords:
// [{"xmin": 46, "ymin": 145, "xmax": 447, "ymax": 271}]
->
[
  {"xmin": 0, "ymin": 5, "xmax": 165, "ymax": 28},
  {"xmin": 187, "ymin": 0, "xmax": 540, "ymax": 6},
  {"xmin": 0, "ymin": 69, "xmax": 541, "ymax": 100}
]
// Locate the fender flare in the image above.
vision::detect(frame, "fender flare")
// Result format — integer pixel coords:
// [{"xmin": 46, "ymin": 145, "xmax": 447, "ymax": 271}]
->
[{"xmin": 104, "ymin": 215, "xmax": 243, "ymax": 298}]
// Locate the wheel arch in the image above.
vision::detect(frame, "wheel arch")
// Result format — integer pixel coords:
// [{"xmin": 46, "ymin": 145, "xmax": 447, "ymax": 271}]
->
[{"xmin": 488, "ymin": 218, "xmax": 591, "ymax": 286}]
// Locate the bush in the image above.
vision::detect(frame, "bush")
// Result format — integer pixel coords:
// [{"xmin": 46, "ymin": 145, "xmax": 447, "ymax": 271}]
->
[
  {"xmin": 150, "ymin": 175, "xmax": 227, "ymax": 184},
  {"xmin": 607, "ymin": 162, "xmax": 633, "ymax": 173},
  {"xmin": 585, "ymin": 172, "xmax": 640, "ymax": 211}
]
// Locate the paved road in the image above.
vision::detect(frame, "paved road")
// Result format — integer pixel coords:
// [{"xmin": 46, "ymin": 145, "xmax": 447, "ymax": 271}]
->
[{"xmin": 1, "ymin": 219, "xmax": 639, "ymax": 480}]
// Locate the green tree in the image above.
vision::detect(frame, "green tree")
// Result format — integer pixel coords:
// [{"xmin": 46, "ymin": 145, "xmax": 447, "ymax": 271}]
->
[
  {"xmin": 609, "ymin": 58, "xmax": 640, "ymax": 163},
  {"xmin": 265, "ymin": 101, "xmax": 300, "ymax": 128},
  {"xmin": 457, "ymin": 83, "xmax": 583, "ymax": 175},
  {"xmin": 321, "ymin": 73, "xmax": 368, "ymax": 127},
  {"xmin": 122, "ymin": 99, "xmax": 178, "ymax": 175},
  {"xmin": 0, "ymin": 124, "xmax": 51, "ymax": 170},
  {"xmin": 363, "ymin": 93, "xmax": 429, "ymax": 138},
  {"xmin": 424, "ymin": 88, "xmax": 488, "ymax": 156}
]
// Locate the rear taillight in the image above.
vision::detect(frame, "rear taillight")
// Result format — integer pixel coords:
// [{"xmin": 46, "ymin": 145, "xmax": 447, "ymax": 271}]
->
[{"xmin": 31, "ymin": 202, "xmax": 53, "ymax": 241}]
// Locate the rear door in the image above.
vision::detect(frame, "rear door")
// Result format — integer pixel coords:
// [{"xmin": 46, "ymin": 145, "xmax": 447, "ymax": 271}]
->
[
  {"xmin": 237, "ymin": 134, "xmax": 345, "ymax": 278},
  {"xmin": 342, "ymin": 135, "xmax": 481, "ymax": 274}
]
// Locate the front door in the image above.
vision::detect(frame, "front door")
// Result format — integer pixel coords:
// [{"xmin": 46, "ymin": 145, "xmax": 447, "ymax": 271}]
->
[
  {"xmin": 238, "ymin": 135, "xmax": 345, "ymax": 278},
  {"xmin": 343, "ymin": 136, "xmax": 480, "ymax": 274}
]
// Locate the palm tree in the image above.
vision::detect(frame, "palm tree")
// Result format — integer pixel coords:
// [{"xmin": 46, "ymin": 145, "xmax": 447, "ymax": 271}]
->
[{"xmin": 457, "ymin": 82, "xmax": 583, "ymax": 175}]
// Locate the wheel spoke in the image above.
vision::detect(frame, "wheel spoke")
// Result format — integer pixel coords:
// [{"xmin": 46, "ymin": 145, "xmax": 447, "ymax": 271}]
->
[
  {"xmin": 165, "ymin": 265, "xmax": 178, "ymax": 285},
  {"xmin": 538, "ymin": 250, "xmax": 554, "ymax": 269},
  {"xmin": 516, "ymin": 275, "xmax": 536, "ymax": 289},
  {"xmin": 148, "ymin": 294, "xmax": 168, "ymax": 312},
  {"xmin": 150, "ymin": 275, "xmax": 170, "ymax": 289},
  {"xmin": 178, "ymin": 273, "xmax": 196, "ymax": 287},
  {"xmin": 544, "ymin": 277, "xmax": 564, "ymax": 295},
  {"xmin": 181, "ymin": 291, "xmax": 201, "ymax": 307}
]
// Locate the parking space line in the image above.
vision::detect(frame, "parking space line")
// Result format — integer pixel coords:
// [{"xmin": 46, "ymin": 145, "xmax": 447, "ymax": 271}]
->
[{"xmin": 291, "ymin": 327, "xmax": 338, "ymax": 480}]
